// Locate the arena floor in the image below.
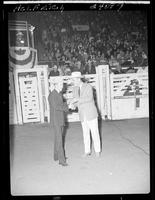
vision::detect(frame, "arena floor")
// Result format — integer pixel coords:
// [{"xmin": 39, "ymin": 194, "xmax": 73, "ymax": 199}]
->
[{"xmin": 10, "ymin": 118, "xmax": 150, "ymax": 195}]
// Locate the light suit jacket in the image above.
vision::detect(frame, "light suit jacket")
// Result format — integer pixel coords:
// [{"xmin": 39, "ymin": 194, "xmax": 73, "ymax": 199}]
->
[{"xmin": 73, "ymin": 83, "xmax": 98, "ymax": 122}]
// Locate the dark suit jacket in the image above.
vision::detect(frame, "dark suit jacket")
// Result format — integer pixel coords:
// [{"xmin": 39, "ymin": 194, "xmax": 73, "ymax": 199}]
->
[{"xmin": 48, "ymin": 89, "xmax": 68, "ymax": 127}]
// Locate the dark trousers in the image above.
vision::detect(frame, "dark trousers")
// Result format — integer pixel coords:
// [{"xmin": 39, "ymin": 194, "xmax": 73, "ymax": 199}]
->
[{"xmin": 53, "ymin": 125, "xmax": 66, "ymax": 164}]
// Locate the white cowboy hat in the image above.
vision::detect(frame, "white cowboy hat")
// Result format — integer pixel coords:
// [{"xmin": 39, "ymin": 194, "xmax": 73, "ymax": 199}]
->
[{"xmin": 71, "ymin": 71, "xmax": 83, "ymax": 78}]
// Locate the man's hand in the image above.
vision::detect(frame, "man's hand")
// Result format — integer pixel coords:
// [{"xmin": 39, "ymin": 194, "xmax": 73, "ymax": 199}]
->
[{"xmin": 68, "ymin": 103, "xmax": 76, "ymax": 110}]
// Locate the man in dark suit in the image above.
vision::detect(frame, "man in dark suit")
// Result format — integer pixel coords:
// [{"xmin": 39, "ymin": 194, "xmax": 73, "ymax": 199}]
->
[{"xmin": 48, "ymin": 78, "xmax": 69, "ymax": 166}]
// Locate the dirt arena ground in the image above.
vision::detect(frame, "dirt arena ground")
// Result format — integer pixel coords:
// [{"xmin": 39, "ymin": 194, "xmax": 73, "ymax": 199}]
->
[{"xmin": 10, "ymin": 118, "xmax": 150, "ymax": 195}]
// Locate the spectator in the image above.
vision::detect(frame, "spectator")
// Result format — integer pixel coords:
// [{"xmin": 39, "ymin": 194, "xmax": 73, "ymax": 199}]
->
[
  {"xmin": 109, "ymin": 54, "xmax": 120, "ymax": 69},
  {"xmin": 64, "ymin": 67, "xmax": 72, "ymax": 76},
  {"xmin": 141, "ymin": 51, "xmax": 148, "ymax": 66},
  {"xmin": 137, "ymin": 66, "xmax": 148, "ymax": 73},
  {"xmin": 100, "ymin": 52, "xmax": 108, "ymax": 64},
  {"xmin": 126, "ymin": 66, "xmax": 136, "ymax": 73},
  {"xmin": 33, "ymin": 11, "xmax": 148, "ymax": 75},
  {"xmin": 49, "ymin": 65, "xmax": 60, "ymax": 77},
  {"xmin": 55, "ymin": 49, "xmax": 62, "ymax": 62},
  {"xmin": 85, "ymin": 60, "xmax": 96, "ymax": 74}
]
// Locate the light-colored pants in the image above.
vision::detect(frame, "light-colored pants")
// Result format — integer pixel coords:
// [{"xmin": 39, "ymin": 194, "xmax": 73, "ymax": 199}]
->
[{"xmin": 81, "ymin": 117, "xmax": 101, "ymax": 154}]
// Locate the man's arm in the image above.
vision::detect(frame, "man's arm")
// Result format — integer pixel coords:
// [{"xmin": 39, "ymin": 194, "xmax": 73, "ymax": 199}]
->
[
  {"xmin": 54, "ymin": 94, "xmax": 69, "ymax": 112},
  {"xmin": 49, "ymin": 92, "xmax": 68, "ymax": 112}
]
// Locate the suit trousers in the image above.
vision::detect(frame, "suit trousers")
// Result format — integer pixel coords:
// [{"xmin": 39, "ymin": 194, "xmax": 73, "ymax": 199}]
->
[
  {"xmin": 81, "ymin": 117, "xmax": 101, "ymax": 154},
  {"xmin": 53, "ymin": 125, "xmax": 66, "ymax": 164}
]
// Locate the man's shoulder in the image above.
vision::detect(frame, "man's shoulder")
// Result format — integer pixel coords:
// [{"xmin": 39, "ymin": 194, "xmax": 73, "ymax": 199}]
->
[
  {"xmin": 50, "ymin": 89, "xmax": 58, "ymax": 96},
  {"xmin": 84, "ymin": 82, "xmax": 92, "ymax": 89},
  {"xmin": 81, "ymin": 83, "xmax": 92, "ymax": 93}
]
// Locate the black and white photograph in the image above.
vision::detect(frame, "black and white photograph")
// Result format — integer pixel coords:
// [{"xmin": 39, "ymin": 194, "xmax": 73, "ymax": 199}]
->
[{"xmin": 1, "ymin": 0, "xmax": 153, "ymax": 198}]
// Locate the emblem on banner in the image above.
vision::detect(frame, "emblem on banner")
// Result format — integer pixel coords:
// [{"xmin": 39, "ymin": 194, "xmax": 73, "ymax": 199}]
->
[{"xmin": 9, "ymin": 47, "xmax": 37, "ymax": 69}]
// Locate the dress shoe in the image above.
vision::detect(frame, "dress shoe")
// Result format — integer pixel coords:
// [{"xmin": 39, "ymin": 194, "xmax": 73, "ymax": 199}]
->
[{"xmin": 59, "ymin": 162, "xmax": 68, "ymax": 166}]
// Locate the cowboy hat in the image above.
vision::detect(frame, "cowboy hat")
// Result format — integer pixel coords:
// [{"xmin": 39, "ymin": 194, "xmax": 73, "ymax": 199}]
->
[{"xmin": 71, "ymin": 71, "xmax": 83, "ymax": 78}]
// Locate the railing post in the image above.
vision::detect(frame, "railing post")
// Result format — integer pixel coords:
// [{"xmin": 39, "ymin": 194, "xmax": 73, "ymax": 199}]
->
[
  {"xmin": 37, "ymin": 69, "xmax": 44, "ymax": 123},
  {"xmin": 13, "ymin": 69, "xmax": 23, "ymax": 124},
  {"xmin": 96, "ymin": 65, "xmax": 112, "ymax": 120}
]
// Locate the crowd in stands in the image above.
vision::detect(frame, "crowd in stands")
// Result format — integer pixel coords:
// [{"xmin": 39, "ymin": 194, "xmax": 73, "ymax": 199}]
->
[{"xmin": 35, "ymin": 11, "xmax": 148, "ymax": 77}]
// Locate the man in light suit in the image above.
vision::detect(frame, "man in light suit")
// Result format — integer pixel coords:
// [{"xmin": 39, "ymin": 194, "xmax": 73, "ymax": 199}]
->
[
  {"xmin": 48, "ymin": 78, "xmax": 69, "ymax": 166},
  {"xmin": 70, "ymin": 71, "xmax": 101, "ymax": 157}
]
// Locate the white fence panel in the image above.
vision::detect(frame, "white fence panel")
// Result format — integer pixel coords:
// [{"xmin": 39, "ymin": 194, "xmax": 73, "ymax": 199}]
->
[
  {"xmin": 96, "ymin": 65, "xmax": 111, "ymax": 119},
  {"xmin": 12, "ymin": 66, "xmax": 49, "ymax": 124},
  {"xmin": 19, "ymin": 77, "xmax": 41, "ymax": 123},
  {"xmin": 110, "ymin": 72, "xmax": 149, "ymax": 120},
  {"xmin": 35, "ymin": 65, "xmax": 49, "ymax": 122},
  {"xmin": 9, "ymin": 64, "xmax": 149, "ymax": 125}
]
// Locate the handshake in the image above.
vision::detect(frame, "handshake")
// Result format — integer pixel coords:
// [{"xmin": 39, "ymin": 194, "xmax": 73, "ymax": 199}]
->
[
  {"xmin": 68, "ymin": 103, "xmax": 76, "ymax": 110},
  {"xmin": 68, "ymin": 98, "xmax": 78, "ymax": 110}
]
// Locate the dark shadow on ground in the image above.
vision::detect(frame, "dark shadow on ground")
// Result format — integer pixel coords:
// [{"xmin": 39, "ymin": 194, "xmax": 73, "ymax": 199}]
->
[
  {"xmin": 62, "ymin": 122, "xmax": 69, "ymax": 159},
  {"xmin": 98, "ymin": 118, "xmax": 103, "ymax": 152}
]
